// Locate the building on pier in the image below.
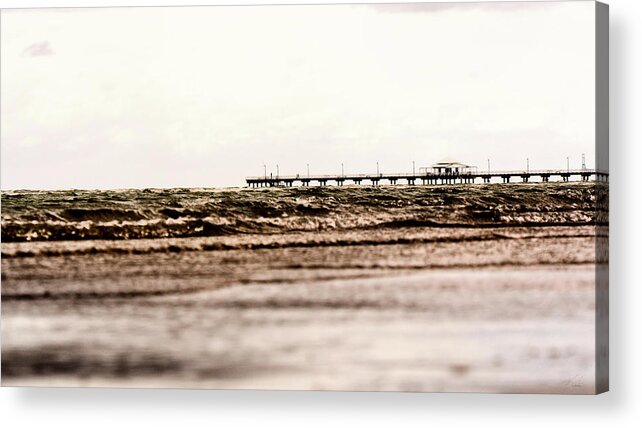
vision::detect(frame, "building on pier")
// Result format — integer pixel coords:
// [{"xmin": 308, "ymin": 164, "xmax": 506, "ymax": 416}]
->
[{"xmin": 420, "ymin": 158, "xmax": 477, "ymax": 175}]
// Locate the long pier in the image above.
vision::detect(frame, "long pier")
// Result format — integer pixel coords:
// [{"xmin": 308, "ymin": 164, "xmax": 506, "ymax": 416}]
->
[{"xmin": 246, "ymin": 169, "xmax": 609, "ymax": 188}]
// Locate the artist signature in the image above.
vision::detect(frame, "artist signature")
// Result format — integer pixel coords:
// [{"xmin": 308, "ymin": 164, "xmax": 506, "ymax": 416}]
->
[{"xmin": 565, "ymin": 374, "xmax": 585, "ymax": 388}]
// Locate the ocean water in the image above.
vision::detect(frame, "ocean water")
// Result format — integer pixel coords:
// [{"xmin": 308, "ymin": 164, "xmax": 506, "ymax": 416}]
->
[
  {"xmin": 1, "ymin": 182, "xmax": 606, "ymax": 242},
  {"xmin": 1, "ymin": 183, "xmax": 607, "ymax": 392}
]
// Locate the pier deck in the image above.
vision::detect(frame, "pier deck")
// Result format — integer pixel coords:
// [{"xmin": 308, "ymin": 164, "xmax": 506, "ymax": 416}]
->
[{"xmin": 246, "ymin": 169, "xmax": 608, "ymax": 187}]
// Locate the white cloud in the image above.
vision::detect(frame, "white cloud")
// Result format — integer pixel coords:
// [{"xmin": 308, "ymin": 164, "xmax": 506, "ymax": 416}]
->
[{"xmin": 22, "ymin": 41, "xmax": 53, "ymax": 57}]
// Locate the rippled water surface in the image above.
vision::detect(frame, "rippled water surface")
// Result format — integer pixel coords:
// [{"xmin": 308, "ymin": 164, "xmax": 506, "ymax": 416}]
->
[
  {"xmin": 1, "ymin": 183, "xmax": 606, "ymax": 242},
  {"xmin": 1, "ymin": 183, "xmax": 607, "ymax": 392}
]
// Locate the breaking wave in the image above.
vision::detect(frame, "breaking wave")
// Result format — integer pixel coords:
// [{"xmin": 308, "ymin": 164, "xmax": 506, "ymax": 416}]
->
[{"xmin": 1, "ymin": 183, "xmax": 607, "ymax": 242}]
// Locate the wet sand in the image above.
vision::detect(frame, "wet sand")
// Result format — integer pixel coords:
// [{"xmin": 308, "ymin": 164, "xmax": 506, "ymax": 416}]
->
[{"xmin": 2, "ymin": 226, "xmax": 599, "ymax": 393}]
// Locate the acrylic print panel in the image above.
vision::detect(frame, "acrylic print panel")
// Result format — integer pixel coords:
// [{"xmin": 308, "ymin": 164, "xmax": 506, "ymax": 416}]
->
[{"xmin": 0, "ymin": 1, "xmax": 609, "ymax": 394}]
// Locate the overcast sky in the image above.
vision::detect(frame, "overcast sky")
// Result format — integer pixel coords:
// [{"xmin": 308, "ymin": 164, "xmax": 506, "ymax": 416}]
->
[{"xmin": 1, "ymin": 2, "xmax": 596, "ymax": 189}]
